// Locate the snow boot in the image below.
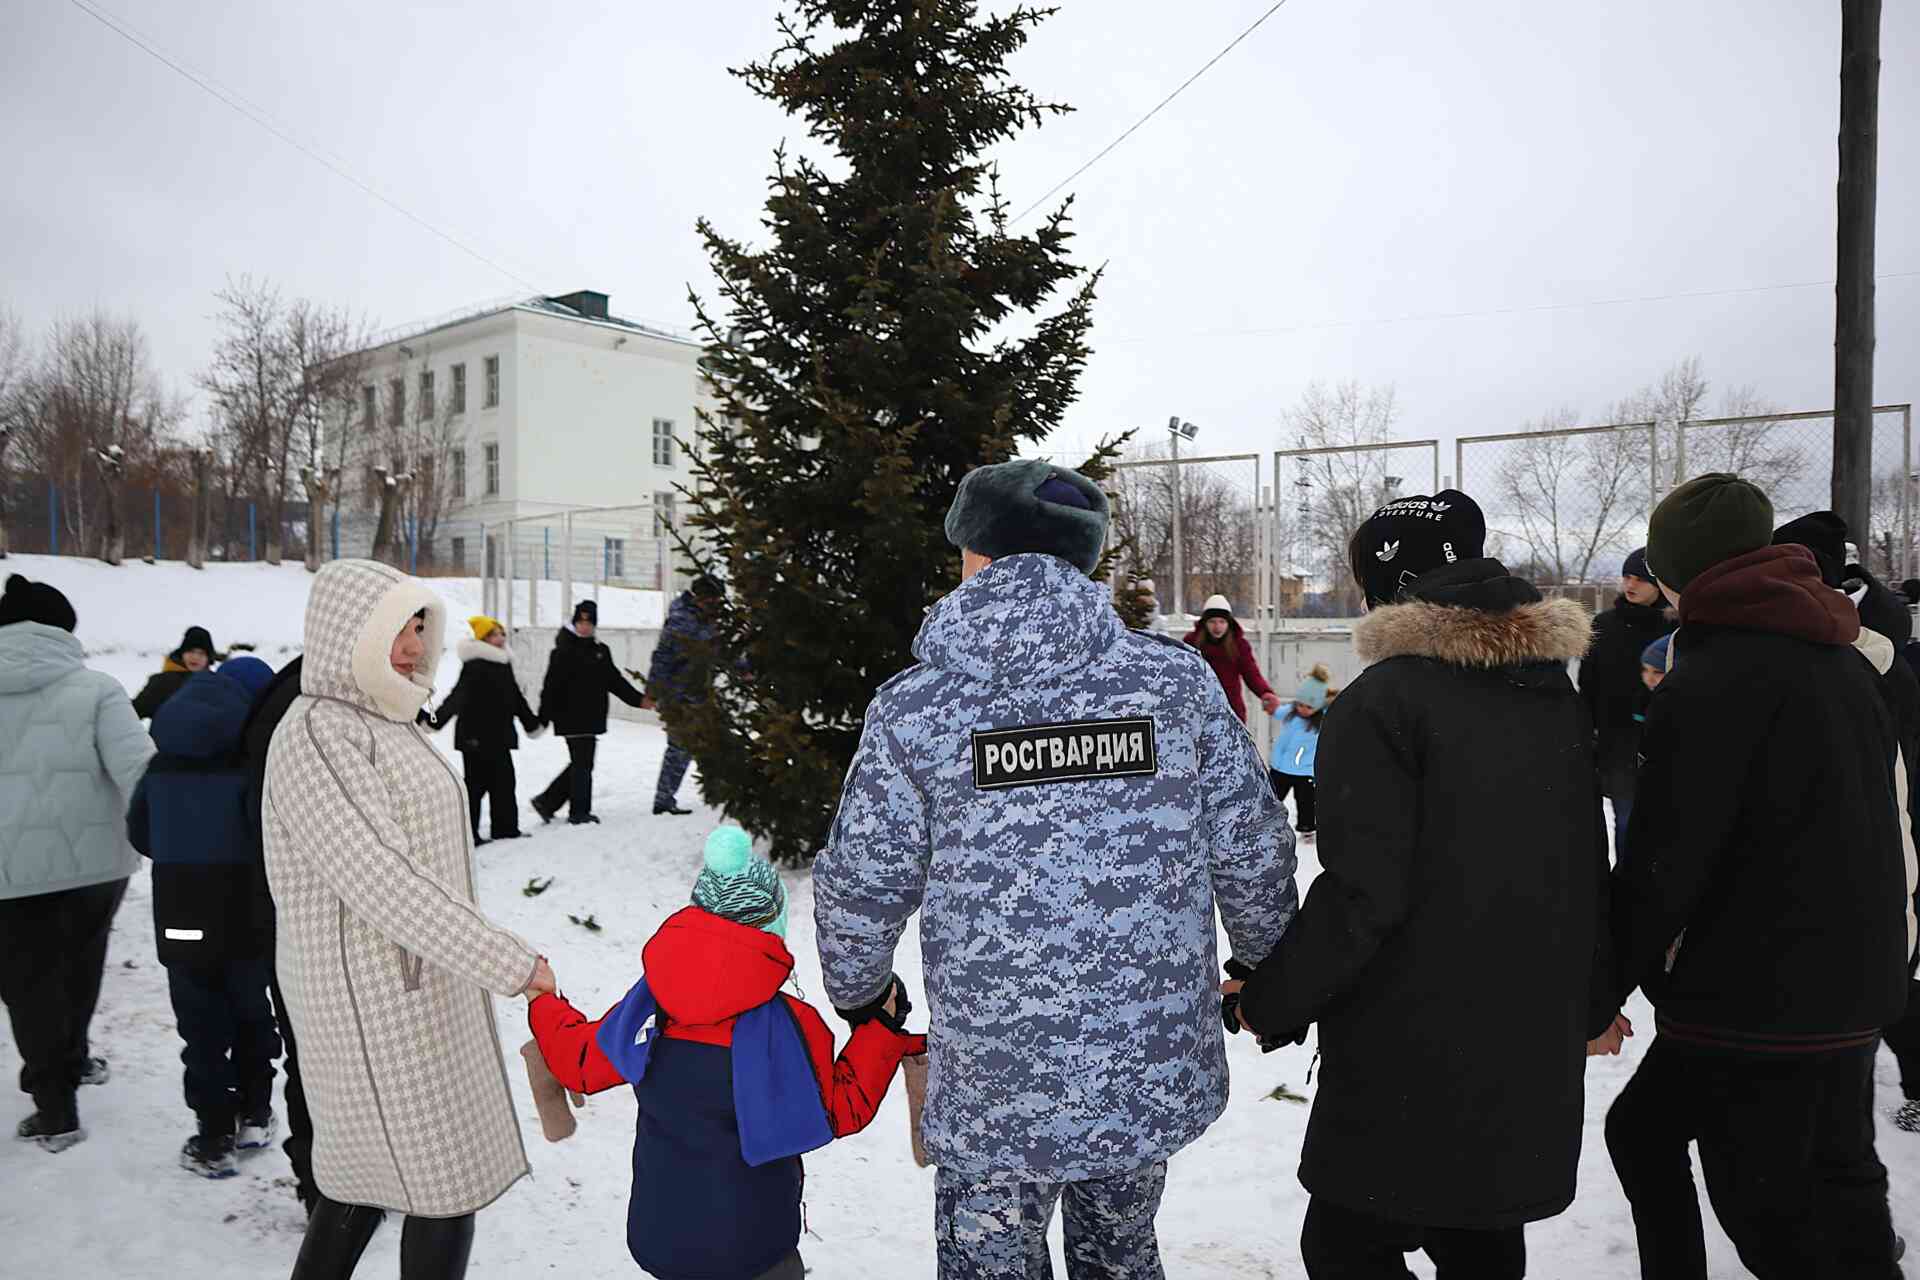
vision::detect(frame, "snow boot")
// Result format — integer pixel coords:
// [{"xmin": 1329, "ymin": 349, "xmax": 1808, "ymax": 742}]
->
[
  {"xmin": 237, "ymin": 1109, "xmax": 278, "ymax": 1151},
  {"xmin": 569, "ymin": 814, "xmax": 601, "ymax": 825},
  {"xmin": 15, "ymin": 1109, "xmax": 84, "ymax": 1154},
  {"xmin": 533, "ymin": 799, "xmax": 559, "ymax": 825},
  {"xmin": 181, "ymin": 1115, "xmax": 239, "ymax": 1179},
  {"xmin": 80, "ymin": 1056, "xmax": 110, "ymax": 1086},
  {"xmin": 654, "ymin": 802, "xmax": 693, "ymax": 816},
  {"xmin": 1896, "ymin": 1100, "xmax": 1920, "ymax": 1133}
]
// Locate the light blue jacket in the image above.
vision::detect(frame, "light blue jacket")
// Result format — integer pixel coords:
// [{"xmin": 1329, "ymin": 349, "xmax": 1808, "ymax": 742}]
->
[
  {"xmin": 0, "ymin": 622, "xmax": 153, "ymax": 900},
  {"xmin": 1269, "ymin": 708, "xmax": 1323, "ymax": 778},
  {"xmin": 814, "ymin": 553, "xmax": 1297, "ymax": 1181}
]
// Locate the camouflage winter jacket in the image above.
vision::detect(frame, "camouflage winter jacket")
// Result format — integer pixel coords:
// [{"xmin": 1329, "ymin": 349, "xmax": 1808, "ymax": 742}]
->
[{"xmin": 815, "ymin": 553, "xmax": 1297, "ymax": 1181}]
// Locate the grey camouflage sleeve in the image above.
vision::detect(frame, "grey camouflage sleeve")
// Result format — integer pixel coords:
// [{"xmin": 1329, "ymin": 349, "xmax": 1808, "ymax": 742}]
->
[
  {"xmin": 1200, "ymin": 692, "xmax": 1298, "ymax": 967},
  {"xmin": 814, "ymin": 708, "xmax": 932, "ymax": 1010},
  {"xmin": 275, "ymin": 706, "xmax": 539, "ymax": 997}
]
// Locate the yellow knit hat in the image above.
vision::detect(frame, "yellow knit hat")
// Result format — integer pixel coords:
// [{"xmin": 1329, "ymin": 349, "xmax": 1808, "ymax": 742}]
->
[{"xmin": 468, "ymin": 615, "xmax": 504, "ymax": 642}]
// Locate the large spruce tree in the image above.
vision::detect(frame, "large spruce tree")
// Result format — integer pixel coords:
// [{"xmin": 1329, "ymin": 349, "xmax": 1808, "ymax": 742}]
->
[{"xmin": 671, "ymin": 1, "xmax": 1099, "ymax": 862}]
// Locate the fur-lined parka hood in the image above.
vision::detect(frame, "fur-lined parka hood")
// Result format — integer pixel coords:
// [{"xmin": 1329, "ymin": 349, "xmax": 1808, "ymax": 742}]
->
[
  {"xmin": 1354, "ymin": 561, "xmax": 1592, "ymax": 668},
  {"xmin": 457, "ymin": 637, "xmax": 513, "ymax": 666}
]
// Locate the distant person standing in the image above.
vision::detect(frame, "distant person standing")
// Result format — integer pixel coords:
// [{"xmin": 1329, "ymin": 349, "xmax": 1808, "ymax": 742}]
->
[
  {"xmin": 133, "ymin": 625, "xmax": 218, "ymax": 720},
  {"xmin": 432, "ymin": 616, "xmax": 543, "ymax": 843},
  {"xmin": 1183, "ymin": 595, "xmax": 1281, "ymax": 723},
  {"xmin": 534, "ymin": 600, "xmax": 645, "ymax": 825},
  {"xmin": 1578, "ymin": 548, "xmax": 1674, "ymax": 856},
  {"xmin": 642, "ymin": 575, "xmax": 726, "ymax": 817},
  {"xmin": 1267, "ymin": 665, "xmax": 1335, "ymax": 845},
  {"xmin": 0, "ymin": 574, "xmax": 154, "ymax": 1153}
]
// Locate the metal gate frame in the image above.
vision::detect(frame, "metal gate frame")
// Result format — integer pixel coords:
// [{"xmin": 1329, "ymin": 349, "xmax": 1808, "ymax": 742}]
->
[{"xmin": 1267, "ymin": 439, "xmax": 1440, "ymax": 626}]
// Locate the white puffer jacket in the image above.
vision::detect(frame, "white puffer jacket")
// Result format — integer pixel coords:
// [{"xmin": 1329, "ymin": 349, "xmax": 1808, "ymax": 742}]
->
[
  {"xmin": 0, "ymin": 622, "xmax": 153, "ymax": 901},
  {"xmin": 264, "ymin": 560, "xmax": 538, "ymax": 1217}
]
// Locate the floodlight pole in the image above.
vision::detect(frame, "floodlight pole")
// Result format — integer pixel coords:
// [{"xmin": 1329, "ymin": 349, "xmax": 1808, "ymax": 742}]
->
[{"xmin": 1169, "ymin": 417, "xmax": 1189, "ymax": 619}]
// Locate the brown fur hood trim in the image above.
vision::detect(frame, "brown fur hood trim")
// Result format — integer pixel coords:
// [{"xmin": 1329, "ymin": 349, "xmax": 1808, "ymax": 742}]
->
[{"xmin": 1354, "ymin": 596, "xmax": 1593, "ymax": 668}]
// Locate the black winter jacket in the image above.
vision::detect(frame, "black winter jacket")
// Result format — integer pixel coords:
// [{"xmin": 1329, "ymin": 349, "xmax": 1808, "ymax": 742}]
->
[
  {"xmin": 132, "ymin": 658, "xmax": 192, "ymax": 721},
  {"xmin": 1577, "ymin": 596, "xmax": 1675, "ymax": 781},
  {"xmin": 1610, "ymin": 545, "xmax": 1909, "ymax": 1052},
  {"xmin": 433, "ymin": 640, "xmax": 540, "ymax": 754},
  {"xmin": 1236, "ymin": 560, "xmax": 1610, "ymax": 1231},
  {"xmin": 539, "ymin": 626, "xmax": 645, "ymax": 737},
  {"xmin": 242, "ymin": 656, "xmax": 303, "ymax": 837}
]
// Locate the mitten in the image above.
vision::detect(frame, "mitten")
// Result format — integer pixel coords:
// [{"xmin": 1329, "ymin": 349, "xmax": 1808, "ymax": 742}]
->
[{"xmin": 520, "ymin": 1039, "xmax": 580, "ymax": 1142}]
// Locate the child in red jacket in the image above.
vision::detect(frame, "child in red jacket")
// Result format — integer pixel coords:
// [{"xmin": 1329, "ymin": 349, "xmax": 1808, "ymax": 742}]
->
[{"xmin": 529, "ymin": 826, "xmax": 924, "ymax": 1280}]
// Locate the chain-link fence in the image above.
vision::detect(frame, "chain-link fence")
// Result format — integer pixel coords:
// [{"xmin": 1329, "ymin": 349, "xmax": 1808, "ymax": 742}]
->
[
  {"xmin": 473, "ymin": 500, "xmax": 684, "ymax": 631},
  {"xmin": 1106, "ymin": 452, "xmax": 1263, "ymax": 620},
  {"xmin": 1270, "ymin": 440, "xmax": 1441, "ymax": 619},
  {"xmin": 1676, "ymin": 405, "xmax": 1913, "ymax": 580},
  {"xmin": 1454, "ymin": 420, "xmax": 1658, "ymax": 603}
]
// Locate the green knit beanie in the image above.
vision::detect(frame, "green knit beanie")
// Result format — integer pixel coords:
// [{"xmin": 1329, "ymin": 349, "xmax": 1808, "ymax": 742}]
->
[
  {"xmin": 1646, "ymin": 473, "xmax": 1774, "ymax": 592},
  {"xmin": 691, "ymin": 826, "xmax": 787, "ymax": 938}
]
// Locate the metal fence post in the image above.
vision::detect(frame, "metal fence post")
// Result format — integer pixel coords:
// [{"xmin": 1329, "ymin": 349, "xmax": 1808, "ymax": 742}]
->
[
  {"xmin": 1674, "ymin": 419, "xmax": 1688, "ymax": 483},
  {"xmin": 1903, "ymin": 405, "xmax": 1914, "ymax": 580},
  {"xmin": 248, "ymin": 503, "xmax": 256, "ymax": 561},
  {"xmin": 561, "ymin": 512, "xmax": 574, "ymax": 624},
  {"xmin": 505, "ymin": 519, "xmax": 515, "ymax": 637}
]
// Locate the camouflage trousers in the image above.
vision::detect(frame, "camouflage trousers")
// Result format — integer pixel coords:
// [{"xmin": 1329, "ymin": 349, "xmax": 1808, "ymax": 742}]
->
[
  {"xmin": 654, "ymin": 738, "xmax": 692, "ymax": 808},
  {"xmin": 935, "ymin": 1161, "xmax": 1167, "ymax": 1280}
]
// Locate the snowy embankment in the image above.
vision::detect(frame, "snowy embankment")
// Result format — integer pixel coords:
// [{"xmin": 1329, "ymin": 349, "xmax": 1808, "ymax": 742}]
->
[{"xmin": 0, "ymin": 553, "xmax": 1913, "ymax": 1277}]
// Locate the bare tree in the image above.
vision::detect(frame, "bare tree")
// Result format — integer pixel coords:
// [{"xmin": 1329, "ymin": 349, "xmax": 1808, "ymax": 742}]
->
[
  {"xmin": 1105, "ymin": 444, "xmax": 1257, "ymax": 613},
  {"xmin": 18, "ymin": 313, "xmax": 178, "ymax": 564},
  {"xmin": 1493, "ymin": 409, "xmax": 1649, "ymax": 585},
  {"xmin": 1283, "ymin": 381, "xmax": 1400, "ymax": 615},
  {"xmin": 0, "ymin": 308, "xmax": 27, "ymax": 558},
  {"xmin": 201, "ymin": 279, "xmax": 369, "ymax": 566}
]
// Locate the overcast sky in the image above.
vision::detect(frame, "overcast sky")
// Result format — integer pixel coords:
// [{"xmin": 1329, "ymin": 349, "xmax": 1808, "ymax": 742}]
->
[{"xmin": 2, "ymin": 0, "xmax": 1914, "ymax": 474}]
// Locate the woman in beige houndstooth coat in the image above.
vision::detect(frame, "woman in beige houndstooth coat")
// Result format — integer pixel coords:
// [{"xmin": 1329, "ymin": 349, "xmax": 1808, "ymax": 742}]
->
[{"xmin": 265, "ymin": 560, "xmax": 553, "ymax": 1277}]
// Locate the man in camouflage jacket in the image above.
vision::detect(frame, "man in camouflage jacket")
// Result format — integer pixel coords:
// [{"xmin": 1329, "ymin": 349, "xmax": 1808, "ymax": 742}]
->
[{"xmin": 816, "ymin": 460, "xmax": 1297, "ymax": 1279}]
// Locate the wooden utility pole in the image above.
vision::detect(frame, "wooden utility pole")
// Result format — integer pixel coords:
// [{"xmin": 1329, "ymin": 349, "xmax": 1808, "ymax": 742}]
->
[{"xmin": 1833, "ymin": 0, "xmax": 1880, "ymax": 539}]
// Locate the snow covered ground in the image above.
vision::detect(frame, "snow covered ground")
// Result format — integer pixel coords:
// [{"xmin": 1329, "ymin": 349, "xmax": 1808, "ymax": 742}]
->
[{"xmin": 3, "ymin": 553, "xmax": 1918, "ymax": 1276}]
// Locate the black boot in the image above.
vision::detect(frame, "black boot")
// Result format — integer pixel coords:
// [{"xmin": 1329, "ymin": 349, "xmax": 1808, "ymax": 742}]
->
[
  {"xmin": 15, "ymin": 1098, "xmax": 83, "ymax": 1154},
  {"xmin": 400, "ymin": 1213, "xmax": 476, "ymax": 1280},
  {"xmin": 654, "ymin": 802, "xmax": 693, "ymax": 816},
  {"xmin": 180, "ymin": 1111, "xmax": 238, "ymax": 1179},
  {"xmin": 292, "ymin": 1196, "xmax": 385, "ymax": 1279}
]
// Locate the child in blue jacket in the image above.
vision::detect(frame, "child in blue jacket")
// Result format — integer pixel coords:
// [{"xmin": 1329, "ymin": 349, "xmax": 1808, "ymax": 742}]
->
[
  {"xmin": 1269, "ymin": 664, "xmax": 1336, "ymax": 842},
  {"xmin": 530, "ymin": 827, "xmax": 925, "ymax": 1280},
  {"xmin": 126, "ymin": 656, "xmax": 281, "ymax": 1180}
]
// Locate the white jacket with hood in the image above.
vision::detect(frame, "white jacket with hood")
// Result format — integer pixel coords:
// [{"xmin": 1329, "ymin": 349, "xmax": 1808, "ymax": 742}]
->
[{"xmin": 0, "ymin": 621, "xmax": 153, "ymax": 901}]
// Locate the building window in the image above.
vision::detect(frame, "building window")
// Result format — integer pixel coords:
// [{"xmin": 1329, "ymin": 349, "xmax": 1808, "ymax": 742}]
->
[
  {"xmin": 450, "ymin": 363, "xmax": 466, "ymax": 414},
  {"xmin": 605, "ymin": 537, "xmax": 626, "ymax": 579},
  {"xmin": 450, "ymin": 447, "xmax": 466, "ymax": 500},
  {"xmin": 450, "ymin": 536, "xmax": 467, "ymax": 570},
  {"xmin": 418, "ymin": 370, "xmax": 434, "ymax": 421},
  {"xmin": 653, "ymin": 490, "xmax": 676, "ymax": 537},
  {"xmin": 653, "ymin": 417, "xmax": 676, "ymax": 466},
  {"xmin": 484, "ymin": 355, "xmax": 500, "ymax": 408},
  {"xmin": 362, "ymin": 385, "xmax": 376, "ymax": 428},
  {"xmin": 387, "ymin": 378, "xmax": 404, "ymax": 427},
  {"xmin": 483, "ymin": 442, "xmax": 499, "ymax": 497}
]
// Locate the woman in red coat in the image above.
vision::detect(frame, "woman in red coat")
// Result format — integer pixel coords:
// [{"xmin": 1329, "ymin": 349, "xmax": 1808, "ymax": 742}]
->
[{"xmin": 1184, "ymin": 595, "xmax": 1281, "ymax": 723}]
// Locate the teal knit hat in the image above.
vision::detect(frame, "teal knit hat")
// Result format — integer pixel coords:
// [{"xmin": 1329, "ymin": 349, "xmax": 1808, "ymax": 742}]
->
[{"xmin": 691, "ymin": 826, "xmax": 788, "ymax": 938}]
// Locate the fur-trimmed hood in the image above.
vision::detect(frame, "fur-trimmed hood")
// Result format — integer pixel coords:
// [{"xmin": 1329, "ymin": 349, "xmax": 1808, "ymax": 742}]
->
[
  {"xmin": 457, "ymin": 637, "xmax": 513, "ymax": 666},
  {"xmin": 1355, "ymin": 596, "xmax": 1593, "ymax": 668}
]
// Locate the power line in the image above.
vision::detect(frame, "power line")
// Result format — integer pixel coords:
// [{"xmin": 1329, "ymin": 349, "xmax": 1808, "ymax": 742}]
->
[
  {"xmin": 1012, "ymin": 0, "xmax": 1297, "ymax": 225},
  {"xmin": 64, "ymin": 0, "xmax": 544, "ymax": 294},
  {"xmin": 1101, "ymin": 269, "xmax": 1920, "ymax": 344}
]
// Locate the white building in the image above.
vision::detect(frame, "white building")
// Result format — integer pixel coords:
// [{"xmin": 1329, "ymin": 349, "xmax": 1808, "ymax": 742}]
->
[{"xmin": 333, "ymin": 291, "xmax": 712, "ymax": 591}]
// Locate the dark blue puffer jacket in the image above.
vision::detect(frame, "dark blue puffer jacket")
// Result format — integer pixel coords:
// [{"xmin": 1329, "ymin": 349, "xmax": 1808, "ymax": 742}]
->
[{"xmin": 127, "ymin": 671, "xmax": 270, "ymax": 965}]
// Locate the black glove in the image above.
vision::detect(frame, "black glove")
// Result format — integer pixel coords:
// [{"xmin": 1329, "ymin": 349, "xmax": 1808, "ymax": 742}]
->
[
  {"xmin": 878, "ymin": 981, "xmax": 914, "ymax": 1034},
  {"xmin": 1222, "ymin": 957, "xmax": 1255, "ymax": 1034},
  {"xmin": 836, "ymin": 974, "xmax": 906, "ymax": 1029}
]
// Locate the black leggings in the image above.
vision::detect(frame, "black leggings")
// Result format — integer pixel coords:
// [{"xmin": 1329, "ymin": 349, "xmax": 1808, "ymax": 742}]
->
[
  {"xmin": 1269, "ymin": 770, "xmax": 1317, "ymax": 833},
  {"xmin": 291, "ymin": 1196, "xmax": 475, "ymax": 1280}
]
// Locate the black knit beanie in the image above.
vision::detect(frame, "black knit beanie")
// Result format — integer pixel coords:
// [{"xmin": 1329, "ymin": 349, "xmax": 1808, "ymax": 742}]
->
[
  {"xmin": 1621, "ymin": 547, "xmax": 1651, "ymax": 582},
  {"xmin": 573, "ymin": 599, "xmax": 598, "ymax": 625},
  {"xmin": 1647, "ymin": 474, "xmax": 1774, "ymax": 592},
  {"xmin": 0, "ymin": 574, "xmax": 77, "ymax": 632},
  {"xmin": 177, "ymin": 625, "xmax": 216, "ymax": 658},
  {"xmin": 1351, "ymin": 490, "xmax": 1486, "ymax": 607},
  {"xmin": 1771, "ymin": 511, "xmax": 1848, "ymax": 589}
]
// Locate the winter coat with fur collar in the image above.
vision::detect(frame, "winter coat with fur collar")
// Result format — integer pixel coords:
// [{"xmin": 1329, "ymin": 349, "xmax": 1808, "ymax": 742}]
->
[
  {"xmin": 432, "ymin": 639, "xmax": 540, "ymax": 755},
  {"xmin": 1236, "ymin": 558, "xmax": 1610, "ymax": 1231},
  {"xmin": 1609, "ymin": 544, "xmax": 1909, "ymax": 1053},
  {"xmin": 263, "ymin": 559, "xmax": 538, "ymax": 1217}
]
